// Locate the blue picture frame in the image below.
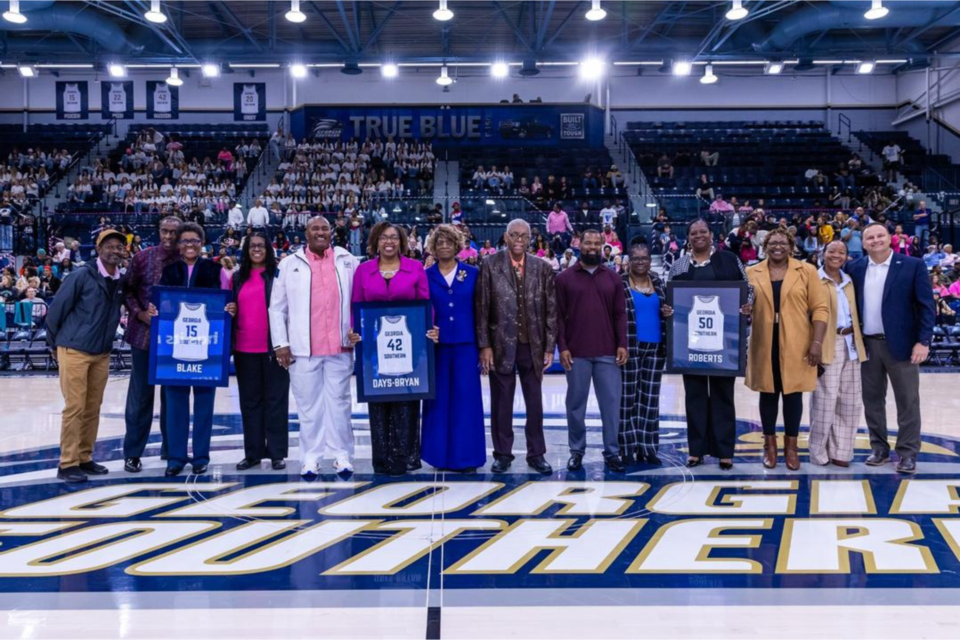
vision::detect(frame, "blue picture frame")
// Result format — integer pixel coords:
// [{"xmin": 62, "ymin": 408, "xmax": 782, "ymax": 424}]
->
[
  {"xmin": 666, "ymin": 281, "xmax": 748, "ymax": 376},
  {"xmin": 148, "ymin": 286, "xmax": 232, "ymax": 387},
  {"xmin": 353, "ymin": 300, "xmax": 436, "ymax": 403}
]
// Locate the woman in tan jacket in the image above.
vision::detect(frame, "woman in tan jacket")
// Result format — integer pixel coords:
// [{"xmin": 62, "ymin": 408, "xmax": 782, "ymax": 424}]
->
[
  {"xmin": 746, "ymin": 229, "xmax": 829, "ymax": 470},
  {"xmin": 808, "ymin": 240, "xmax": 867, "ymax": 467}
]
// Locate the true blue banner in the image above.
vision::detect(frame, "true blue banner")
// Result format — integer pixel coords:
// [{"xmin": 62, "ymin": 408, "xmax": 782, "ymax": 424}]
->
[
  {"xmin": 666, "ymin": 281, "xmax": 748, "ymax": 376},
  {"xmin": 149, "ymin": 286, "xmax": 232, "ymax": 387},
  {"xmin": 353, "ymin": 300, "xmax": 435, "ymax": 403},
  {"xmin": 290, "ymin": 104, "xmax": 604, "ymax": 148}
]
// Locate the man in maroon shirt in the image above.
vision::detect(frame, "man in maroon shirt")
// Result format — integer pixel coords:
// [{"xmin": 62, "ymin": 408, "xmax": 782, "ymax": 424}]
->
[
  {"xmin": 556, "ymin": 229, "xmax": 628, "ymax": 472},
  {"xmin": 121, "ymin": 216, "xmax": 181, "ymax": 472}
]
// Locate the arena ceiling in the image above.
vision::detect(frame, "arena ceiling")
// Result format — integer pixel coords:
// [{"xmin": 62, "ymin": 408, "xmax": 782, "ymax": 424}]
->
[{"xmin": 0, "ymin": 1, "xmax": 958, "ymax": 71}]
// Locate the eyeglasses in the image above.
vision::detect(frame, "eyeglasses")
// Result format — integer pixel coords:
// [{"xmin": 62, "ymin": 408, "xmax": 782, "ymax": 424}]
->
[
  {"xmin": 179, "ymin": 239, "xmax": 202, "ymax": 246},
  {"xmin": 767, "ymin": 241, "xmax": 790, "ymax": 248},
  {"xmin": 507, "ymin": 232, "xmax": 530, "ymax": 241},
  {"xmin": 628, "ymin": 256, "xmax": 651, "ymax": 263}
]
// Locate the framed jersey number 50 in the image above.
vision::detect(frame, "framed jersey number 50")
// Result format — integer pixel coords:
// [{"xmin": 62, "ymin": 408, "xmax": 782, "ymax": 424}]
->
[
  {"xmin": 665, "ymin": 281, "xmax": 748, "ymax": 377},
  {"xmin": 353, "ymin": 300, "xmax": 436, "ymax": 403}
]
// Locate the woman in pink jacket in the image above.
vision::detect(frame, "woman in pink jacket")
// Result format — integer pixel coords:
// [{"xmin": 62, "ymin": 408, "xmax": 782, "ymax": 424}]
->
[{"xmin": 353, "ymin": 222, "xmax": 437, "ymax": 476}]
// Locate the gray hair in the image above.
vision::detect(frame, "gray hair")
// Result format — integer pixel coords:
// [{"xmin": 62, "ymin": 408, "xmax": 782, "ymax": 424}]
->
[{"xmin": 505, "ymin": 218, "xmax": 531, "ymax": 236}]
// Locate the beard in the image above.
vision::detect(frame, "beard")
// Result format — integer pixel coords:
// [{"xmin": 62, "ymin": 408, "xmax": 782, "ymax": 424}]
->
[{"xmin": 580, "ymin": 251, "xmax": 602, "ymax": 266}]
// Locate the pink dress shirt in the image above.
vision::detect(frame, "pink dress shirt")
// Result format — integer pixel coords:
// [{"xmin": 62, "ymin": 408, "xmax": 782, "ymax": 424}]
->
[{"xmin": 307, "ymin": 247, "xmax": 344, "ymax": 356}]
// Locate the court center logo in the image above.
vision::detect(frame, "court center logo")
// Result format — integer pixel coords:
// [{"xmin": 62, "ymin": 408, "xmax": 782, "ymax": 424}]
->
[{"xmin": 0, "ymin": 416, "xmax": 958, "ymax": 592}]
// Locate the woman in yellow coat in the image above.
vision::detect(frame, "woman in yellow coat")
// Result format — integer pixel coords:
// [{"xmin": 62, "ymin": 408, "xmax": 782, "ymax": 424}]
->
[{"xmin": 746, "ymin": 229, "xmax": 829, "ymax": 470}]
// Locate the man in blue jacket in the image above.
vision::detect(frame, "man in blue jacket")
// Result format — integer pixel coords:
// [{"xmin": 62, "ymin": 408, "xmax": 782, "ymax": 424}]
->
[
  {"xmin": 46, "ymin": 229, "xmax": 126, "ymax": 482},
  {"xmin": 846, "ymin": 222, "xmax": 935, "ymax": 474}
]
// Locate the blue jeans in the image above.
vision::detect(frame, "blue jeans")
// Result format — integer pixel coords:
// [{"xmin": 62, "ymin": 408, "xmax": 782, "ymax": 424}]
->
[
  {"xmin": 164, "ymin": 385, "xmax": 215, "ymax": 467},
  {"xmin": 915, "ymin": 224, "xmax": 929, "ymax": 247},
  {"xmin": 0, "ymin": 225, "xmax": 12, "ymax": 253}
]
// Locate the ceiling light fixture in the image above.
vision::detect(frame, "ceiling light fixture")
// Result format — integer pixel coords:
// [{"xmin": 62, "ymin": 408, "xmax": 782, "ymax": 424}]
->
[
  {"xmin": 201, "ymin": 63, "xmax": 220, "ymax": 78},
  {"xmin": 857, "ymin": 60, "xmax": 876, "ymax": 74},
  {"xmin": 491, "ymin": 62, "xmax": 509, "ymax": 78},
  {"xmin": 145, "ymin": 0, "xmax": 167, "ymax": 24},
  {"xmin": 290, "ymin": 63, "xmax": 308, "ymax": 79},
  {"xmin": 436, "ymin": 65, "xmax": 454, "ymax": 85},
  {"xmin": 3, "ymin": 0, "xmax": 26, "ymax": 24},
  {"xmin": 725, "ymin": 0, "xmax": 748, "ymax": 21},
  {"xmin": 433, "ymin": 0, "xmax": 453, "ymax": 21},
  {"xmin": 381, "ymin": 63, "xmax": 398, "ymax": 78},
  {"xmin": 672, "ymin": 59, "xmax": 692, "ymax": 76},
  {"xmin": 579, "ymin": 57, "xmax": 606, "ymax": 79},
  {"xmin": 864, "ymin": 0, "xmax": 888, "ymax": 20},
  {"xmin": 285, "ymin": 0, "xmax": 306, "ymax": 23},
  {"xmin": 585, "ymin": 0, "xmax": 606, "ymax": 21},
  {"xmin": 766, "ymin": 60, "xmax": 784, "ymax": 74},
  {"xmin": 17, "ymin": 65, "xmax": 35, "ymax": 78},
  {"xmin": 108, "ymin": 63, "xmax": 126, "ymax": 78},
  {"xmin": 700, "ymin": 63, "xmax": 718, "ymax": 84},
  {"xmin": 166, "ymin": 67, "xmax": 183, "ymax": 86}
]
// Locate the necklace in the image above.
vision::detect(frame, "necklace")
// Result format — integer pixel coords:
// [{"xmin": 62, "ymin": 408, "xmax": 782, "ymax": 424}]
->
[{"xmin": 629, "ymin": 275, "xmax": 654, "ymax": 294}]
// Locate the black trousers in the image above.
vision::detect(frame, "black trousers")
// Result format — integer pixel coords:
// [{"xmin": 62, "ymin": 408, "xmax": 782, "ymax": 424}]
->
[
  {"xmin": 234, "ymin": 352, "xmax": 291, "ymax": 461},
  {"xmin": 682, "ymin": 374, "xmax": 736, "ymax": 459},
  {"xmin": 759, "ymin": 324, "xmax": 803, "ymax": 437},
  {"xmin": 123, "ymin": 345, "xmax": 168, "ymax": 459},
  {"xmin": 369, "ymin": 400, "xmax": 420, "ymax": 475},
  {"xmin": 489, "ymin": 343, "xmax": 547, "ymax": 461}
]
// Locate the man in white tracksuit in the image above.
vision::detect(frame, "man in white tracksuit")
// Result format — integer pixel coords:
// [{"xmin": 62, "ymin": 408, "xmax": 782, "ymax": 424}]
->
[{"xmin": 269, "ymin": 215, "xmax": 360, "ymax": 479}]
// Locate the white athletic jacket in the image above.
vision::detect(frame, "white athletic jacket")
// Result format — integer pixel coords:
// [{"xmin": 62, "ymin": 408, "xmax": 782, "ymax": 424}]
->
[{"xmin": 269, "ymin": 246, "xmax": 357, "ymax": 357}]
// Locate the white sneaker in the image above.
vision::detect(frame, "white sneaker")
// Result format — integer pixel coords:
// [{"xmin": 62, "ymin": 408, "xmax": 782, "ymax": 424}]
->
[
  {"xmin": 334, "ymin": 459, "xmax": 354, "ymax": 475},
  {"xmin": 300, "ymin": 463, "xmax": 319, "ymax": 480}
]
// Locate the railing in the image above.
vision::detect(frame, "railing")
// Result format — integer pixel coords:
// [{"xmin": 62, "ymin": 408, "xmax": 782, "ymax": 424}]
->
[
  {"xmin": 837, "ymin": 113, "xmax": 853, "ymax": 143},
  {"xmin": 924, "ymin": 166, "xmax": 960, "ymax": 193}
]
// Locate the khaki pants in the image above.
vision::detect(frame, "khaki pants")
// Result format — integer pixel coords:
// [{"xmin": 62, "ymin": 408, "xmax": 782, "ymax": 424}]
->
[{"xmin": 58, "ymin": 347, "xmax": 110, "ymax": 469}]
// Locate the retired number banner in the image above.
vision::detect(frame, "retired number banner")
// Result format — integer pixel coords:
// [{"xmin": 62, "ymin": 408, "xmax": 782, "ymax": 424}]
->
[
  {"xmin": 353, "ymin": 300, "xmax": 436, "ymax": 403},
  {"xmin": 666, "ymin": 281, "xmax": 748, "ymax": 376}
]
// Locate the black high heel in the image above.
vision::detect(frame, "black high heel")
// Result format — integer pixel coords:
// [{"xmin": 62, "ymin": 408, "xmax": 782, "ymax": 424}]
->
[
  {"xmin": 719, "ymin": 459, "xmax": 734, "ymax": 470},
  {"xmin": 686, "ymin": 457, "xmax": 703, "ymax": 468}
]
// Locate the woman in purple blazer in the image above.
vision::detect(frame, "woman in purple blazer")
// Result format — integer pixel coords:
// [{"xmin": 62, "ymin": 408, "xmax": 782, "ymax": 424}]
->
[{"xmin": 353, "ymin": 222, "xmax": 436, "ymax": 476}]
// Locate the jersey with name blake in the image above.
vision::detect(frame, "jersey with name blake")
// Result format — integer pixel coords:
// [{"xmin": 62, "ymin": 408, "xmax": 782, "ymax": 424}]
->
[{"xmin": 172, "ymin": 302, "xmax": 210, "ymax": 363}]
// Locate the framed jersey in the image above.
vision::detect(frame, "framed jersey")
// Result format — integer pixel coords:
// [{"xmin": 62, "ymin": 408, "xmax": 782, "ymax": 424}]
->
[
  {"xmin": 148, "ymin": 286, "xmax": 232, "ymax": 387},
  {"xmin": 353, "ymin": 300, "xmax": 436, "ymax": 403},
  {"xmin": 666, "ymin": 281, "xmax": 748, "ymax": 376},
  {"xmin": 233, "ymin": 82, "xmax": 266, "ymax": 121},
  {"xmin": 56, "ymin": 81, "xmax": 89, "ymax": 120}
]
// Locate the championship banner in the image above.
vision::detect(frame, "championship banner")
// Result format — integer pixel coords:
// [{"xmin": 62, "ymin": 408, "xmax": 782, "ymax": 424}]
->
[
  {"xmin": 666, "ymin": 281, "xmax": 748, "ymax": 376},
  {"xmin": 148, "ymin": 286, "xmax": 231, "ymax": 387},
  {"xmin": 353, "ymin": 300, "xmax": 436, "ymax": 403},
  {"xmin": 233, "ymin": 82, "xmax": 266, "ymax": 121},
  {"xmin": 55, "ymin": 81, "xmax": 88, "ymax": 120},
  {"xmin": 146, "ymin": 80, "xmax": 179, "ymax": 120},
  {"xmin": 101, "ymin": 80, "xmax": 133, "ymax": 120}
]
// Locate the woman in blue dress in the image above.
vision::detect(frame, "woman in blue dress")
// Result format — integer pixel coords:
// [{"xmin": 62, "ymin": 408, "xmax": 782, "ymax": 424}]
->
[{"xmin": 421, "ymin": 224, "xmax": 486, "ymax": 472}]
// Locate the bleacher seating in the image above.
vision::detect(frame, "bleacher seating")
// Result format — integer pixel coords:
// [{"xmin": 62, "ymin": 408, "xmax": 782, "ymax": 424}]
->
[{"xmin": 854, "ymin": 129, "xmax": 960, "ymax": 191}]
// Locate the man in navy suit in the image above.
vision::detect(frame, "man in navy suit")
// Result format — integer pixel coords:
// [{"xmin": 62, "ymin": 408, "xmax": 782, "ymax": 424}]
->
[{"xmin": 846, "ymin": 222, "xmax": 935, "ymax": 474}]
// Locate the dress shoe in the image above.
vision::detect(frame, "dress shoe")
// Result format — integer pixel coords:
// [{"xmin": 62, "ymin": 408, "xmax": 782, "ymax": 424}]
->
[
  {"xmin": 604, "ymin": 455, "xmax": 626, "ymax": 473},
  {"xmin": 830, "ymin": 459, "xmax": 850, "ymax": 468},
  {"xmin": 528, "ymin": 456, "xmax": 553, "ymax": 475},
  {"xmin": 124, "ymin": 458, "xmax": 142, "ymax": 473},
  {"xmin": 236, "ymin": 458, "xmax": 261, "ymax": 471},
  {"xmin": 271, "ymin": 459, "xmax": 286, "ymax": 471},
  {"xmin": 566, "ymin": 453, "xmax": 584, "ymax": 472},
  {"xmin": 389, "ymin": 465, "xmax": 407, "ymax": 478},
  {"xmin": 57, "ymin": 466, "xmax": 88, "ymax": 483},
  {"xmin": 719, "ymin": 460, "xmax": 734, "ymax": 471},
  {"xmin": 491, "ymin": 458, "xmax": 512, "ymax": 474},
  {"xmin": 784, "ymin": 436, "xmax": 800, "ymax": 471},
  {"xmin": 192, "ymin": 463, "xmax": 208, "ymax": 475},
  {"xmin": 686, "ymin": 457, "xmax": 703, "ymax": 468},
  {"xmin": 763, "ymin": 435, "xmax": 778, "ymax": 469},
  {"xmin": 865, "ymin": 450, "xmax": 890, "ymax": 466},
  {"xmin": 621, "ymin": 453, "xmax": 636, "ymax": 465},
  {"xmin": 896, "ymin": 457, "xmax": 917, "ymax": 474},
  {"xmin": 165, "ymin": 465, "xmax": 184, "ymax": 477},
  {"xmin": 646, "ymin": 453, "xmax": 662, "ymax": 466},
  {"xmin": 79, "ymin": 461, "xmax": 109, "ymax": 475}
]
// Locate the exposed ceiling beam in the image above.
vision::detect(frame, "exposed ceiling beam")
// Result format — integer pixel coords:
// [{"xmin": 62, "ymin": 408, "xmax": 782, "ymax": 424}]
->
[
  {"xmin": 896, "ymin": 5, "xmax": 960, "ymax": 50},
  {"xmin": 306, "ymin": 1, "xmax": 352, "ymax": 53},
  {"xmin": 216, "ymin": 1, "xmax": 264, "ymax": 52},
  {"xmin": 336, "ymin": 0, "xmax": 361, "ymax": 53},
  {"xmin": 542, "ymin": 1, "xmax": 582, "ymax": 52},
  {"xmin": 362, "ymin": 1, "xmax": 403, "ymax": 52},
  {"xmin": 535, "ymin": 0, "xmax": 556, "ymax": 53},
  {"xmin": 492, "ymin": 1, "xmax": 534, "ymax": 54}
]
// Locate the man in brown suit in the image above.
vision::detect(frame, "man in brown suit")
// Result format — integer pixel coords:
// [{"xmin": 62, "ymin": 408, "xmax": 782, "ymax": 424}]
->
[{"xmin": 477, "ymin": 218, "xmax": 557, "ymax": 474}]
